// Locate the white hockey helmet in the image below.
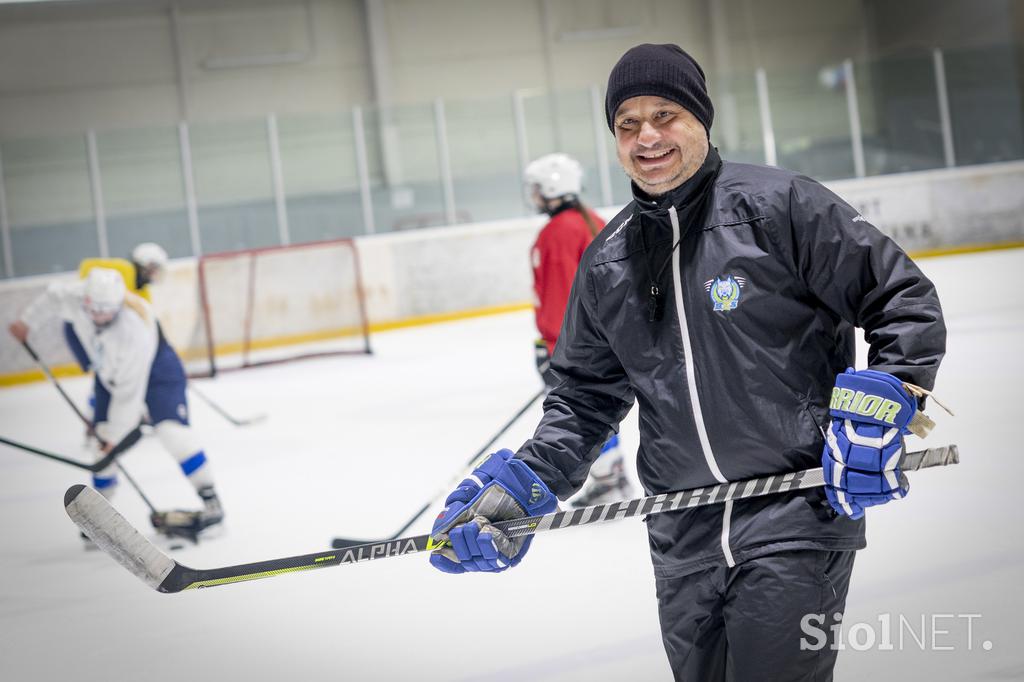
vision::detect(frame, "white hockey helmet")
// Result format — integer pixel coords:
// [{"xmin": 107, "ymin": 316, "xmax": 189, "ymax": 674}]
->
[
  {"xmin": 132, "ymin": 242, "xmax": 168, "ymax": 269},
  {"xmin": 524, "ymin": 153, "xmax": 584, "ymax": 199},
  {"xmin": 132, "ymin": 242, "xmax": 168, "ymax": 284},
  {"xmin": 83, "ymin": 267, "xmax": 126, "ymax": 323}
]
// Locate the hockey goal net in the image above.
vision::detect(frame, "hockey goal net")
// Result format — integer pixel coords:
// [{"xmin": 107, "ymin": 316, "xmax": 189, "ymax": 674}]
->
[{"xmin": 189, "ymin": 238, "xmax": 371, "ymax": 377}]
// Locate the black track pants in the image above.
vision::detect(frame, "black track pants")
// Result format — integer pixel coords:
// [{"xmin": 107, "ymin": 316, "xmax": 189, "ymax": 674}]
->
[{"xmin": 655, "ymin": 549, "xmax": 856, "ymax": 682}]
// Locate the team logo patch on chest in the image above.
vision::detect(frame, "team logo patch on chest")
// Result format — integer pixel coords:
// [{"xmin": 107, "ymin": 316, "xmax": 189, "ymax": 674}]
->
[{"xmin": 704, "ymin": 275, "xmax": 746, "ymax": 311}]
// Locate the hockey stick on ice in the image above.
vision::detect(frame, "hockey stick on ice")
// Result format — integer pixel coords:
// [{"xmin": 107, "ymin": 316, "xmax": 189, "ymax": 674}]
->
[
  {"xmin": 188, "ymin": 384, "xmax": 267, "ymax": 427},
  {"xmin": 66, "ymin": 444, "xmax": 958, "ymax": 593},
  {"xmin": 0, "ymin": 429, "xmax": 143, "ymax": 472},
  {"xmin": 330, "ymin": 385, "xmax": 547, "ymax": 549},
  {"xmin": 21, "ymin": 341, "xmax": 155, "ymax": 513}
]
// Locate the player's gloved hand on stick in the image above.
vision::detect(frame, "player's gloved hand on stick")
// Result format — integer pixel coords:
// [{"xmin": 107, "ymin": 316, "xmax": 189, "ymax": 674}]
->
[
  {"xmin": 822, "ymin": 368, "xmax": 918, "ymax": 519},
  {"xmin": 430, "ymin": 449, "xmax": 557, "ymax": 574}
]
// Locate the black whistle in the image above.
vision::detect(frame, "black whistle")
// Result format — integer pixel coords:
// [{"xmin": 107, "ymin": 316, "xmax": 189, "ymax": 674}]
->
[{"xmin": 648, "ymin": 284, "xmax": 664, "ymax": 322}]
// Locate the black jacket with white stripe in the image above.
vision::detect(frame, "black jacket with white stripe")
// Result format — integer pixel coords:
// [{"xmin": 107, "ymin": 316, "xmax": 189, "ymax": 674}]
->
[{"xmin": 516, "ymin": 148, "xmax": 946, "ymax": 579}]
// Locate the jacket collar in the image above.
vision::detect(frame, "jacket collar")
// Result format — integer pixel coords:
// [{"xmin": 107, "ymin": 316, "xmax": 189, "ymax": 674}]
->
[{"xmin": 630, "ymin": 146, "xmax": 722, "ymax": 216}]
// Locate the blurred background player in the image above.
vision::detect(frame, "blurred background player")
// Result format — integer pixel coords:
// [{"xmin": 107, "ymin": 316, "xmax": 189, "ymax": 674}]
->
[
  {"xmin": 8, "ymin": 267, "xmax": 224, "ymax": 541},
  {"xmin": 524, "ymin": 153, "xmax": 632, "ymax": 507},
  {"xmin": 65, "ymin": 242, "xmax": 169, "ymax": 373},
  {"xmin": 128, "ymin": 242, "xmax": 170, "ymax": 294}
]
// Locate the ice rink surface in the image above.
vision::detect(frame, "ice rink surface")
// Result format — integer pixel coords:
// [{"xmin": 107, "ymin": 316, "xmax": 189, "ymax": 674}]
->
[{"xmin": 1, "ymin": 248, "xmax": 1022, "ymax": 681}]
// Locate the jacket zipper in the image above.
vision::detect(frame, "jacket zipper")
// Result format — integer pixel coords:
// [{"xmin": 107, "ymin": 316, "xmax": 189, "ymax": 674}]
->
[{"xmin": 668, "ymin": 205, "xmax": 736, "ymax": 567}]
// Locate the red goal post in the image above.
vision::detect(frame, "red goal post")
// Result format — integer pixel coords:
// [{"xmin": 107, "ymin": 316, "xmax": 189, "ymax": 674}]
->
[{"xmin": 192, "ymin": 238, "xmax": 372, "ymax": 377}]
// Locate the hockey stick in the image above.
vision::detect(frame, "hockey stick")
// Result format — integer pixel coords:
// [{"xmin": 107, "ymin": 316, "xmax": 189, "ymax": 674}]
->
[
  {"xmin": 21, "ymin": 340, "xmax": 97, "ymax": 428},
  {"xmin": 21, "ymin": 341, "xmax": 155, "ymax": 514},
  {"xmin": 188, "ymin": 384, "xmax": 267, "ymax": 427},
  {"xmin": 66, "ymin": 444, "xmax": 958, "ymax": 593},
  {"xmin": 0, "ymin": 429, "xmax": 143, "ymax": 472},
  {"xmin": 330, "ymin": 385, "xmax": 547, "ymax": 549}
]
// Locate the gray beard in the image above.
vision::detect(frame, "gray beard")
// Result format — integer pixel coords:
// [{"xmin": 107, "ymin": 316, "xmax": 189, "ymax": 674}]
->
[{"xmin": 628, "ymin": 147, "xmax": 708, "ymax": 196}]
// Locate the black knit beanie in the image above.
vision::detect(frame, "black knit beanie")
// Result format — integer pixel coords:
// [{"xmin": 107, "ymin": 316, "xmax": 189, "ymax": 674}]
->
[{"xmin": 604, "ymin": 43, "xmax": 714, "ymax": 135}]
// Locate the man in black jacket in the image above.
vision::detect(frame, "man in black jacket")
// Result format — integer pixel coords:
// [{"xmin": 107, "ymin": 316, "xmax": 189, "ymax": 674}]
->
[{"xmin": 428, "ymin": 44, "xmax": 946, "ymax": 681}]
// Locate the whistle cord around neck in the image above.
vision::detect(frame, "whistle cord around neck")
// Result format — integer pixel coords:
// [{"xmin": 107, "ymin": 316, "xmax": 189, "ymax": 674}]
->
[
  {"xmin": 640, "ymin": 221, "xmax": 679, "ymax": 323},
  {"xmin": 639, "ymin": 175, "xmax": 718, "ymax": 322}
]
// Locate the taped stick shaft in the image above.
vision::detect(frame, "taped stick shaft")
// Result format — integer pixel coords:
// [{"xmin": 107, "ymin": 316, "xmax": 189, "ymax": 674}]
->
[{"xmin": 67, "ymin": 445, "xmax": 957, "ymax": 593}]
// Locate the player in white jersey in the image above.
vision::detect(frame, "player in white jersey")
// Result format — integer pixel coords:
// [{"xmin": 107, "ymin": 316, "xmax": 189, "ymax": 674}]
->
[{"xmin": 9, "ymin": 268, "xmax": 224, "ymax": 539}]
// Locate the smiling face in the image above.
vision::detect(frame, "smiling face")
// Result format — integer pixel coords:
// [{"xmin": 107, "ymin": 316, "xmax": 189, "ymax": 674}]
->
[{"xmin": 613, "ymin": 96, "xmax": 709, "ymax": 196}]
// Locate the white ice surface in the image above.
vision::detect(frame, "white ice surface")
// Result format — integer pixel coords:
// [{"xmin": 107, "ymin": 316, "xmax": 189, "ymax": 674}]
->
[{"xmin": 1, "ymin": 248, "xmax": 1022, "ymax": 681}]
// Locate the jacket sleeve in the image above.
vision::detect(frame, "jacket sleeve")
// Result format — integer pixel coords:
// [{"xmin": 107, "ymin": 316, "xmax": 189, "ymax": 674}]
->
[
  {"xmin": 785, "ymin": 176, "xmax": 946, "ymax": 389},
  {"xmin": 517, "ymin": 260, "xmax": 636, "ymax": 498}
]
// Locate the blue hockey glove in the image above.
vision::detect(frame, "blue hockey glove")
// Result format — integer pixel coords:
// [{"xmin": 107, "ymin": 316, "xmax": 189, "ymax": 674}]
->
[
  {"xmin": 430, "ymin": 449, "xmax": 557, "ymax": 574},
  {"xmin": 822, "ymin": 368, "xmax": 917, "ymax": 519}
]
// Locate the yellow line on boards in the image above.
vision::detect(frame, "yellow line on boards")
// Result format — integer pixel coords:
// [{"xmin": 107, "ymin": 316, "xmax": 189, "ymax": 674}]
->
[
  {"xmin": 909, "ymin": 240, "xmax": 1024, "ymax": 259},
  {"xmin": 0, "ymin": 363, "xmax": 88, "ymax": 387},
  {"xmin": 368, "ymin": 301, "xmax": 533, "ymax": 334}
]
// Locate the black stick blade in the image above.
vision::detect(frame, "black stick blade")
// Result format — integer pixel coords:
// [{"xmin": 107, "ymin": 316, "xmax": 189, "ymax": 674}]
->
[
  {"xmin": 64, "ymin": 483, "xmax": 87, "ymax": 507},
  {"xmin": 64, "ymin": 485, "xmax": 180, "ymax": 592}
]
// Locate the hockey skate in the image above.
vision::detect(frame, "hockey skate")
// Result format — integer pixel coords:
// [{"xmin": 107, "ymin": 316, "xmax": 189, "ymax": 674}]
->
[
  {"xmin": 570, "ymin": 457, "xmax": 633, "ymax": 508},
  {"xmin": 150, "ymin": 486, "xmax": 224, "ymax": 544}
]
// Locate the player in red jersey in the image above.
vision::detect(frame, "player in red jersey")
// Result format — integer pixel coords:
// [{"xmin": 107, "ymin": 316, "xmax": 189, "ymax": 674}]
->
[{"xmin": 525, "ymin": 153, "xmax": 632, "ymax": 507}]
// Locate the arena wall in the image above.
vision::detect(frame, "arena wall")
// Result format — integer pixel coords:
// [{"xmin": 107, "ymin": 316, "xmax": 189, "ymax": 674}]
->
[{"xmin": 1, "ymin": 160, "xmax": 1022, "ymax": 383}]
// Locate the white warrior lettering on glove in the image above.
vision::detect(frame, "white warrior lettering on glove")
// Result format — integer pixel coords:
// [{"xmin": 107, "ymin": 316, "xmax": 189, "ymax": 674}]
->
[{"xmin": 822, "ymin": 368, "xmax": 925, "ymax": 519}]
